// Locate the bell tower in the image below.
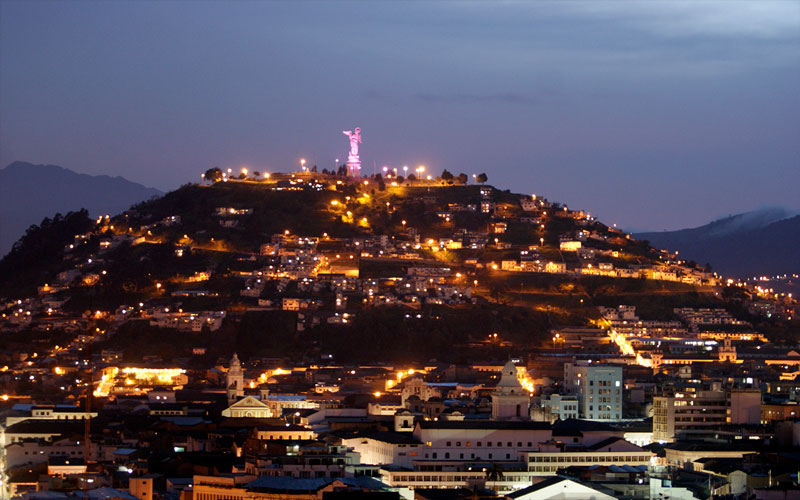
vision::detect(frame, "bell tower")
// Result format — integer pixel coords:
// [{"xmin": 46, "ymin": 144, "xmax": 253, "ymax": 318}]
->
[
  {"xmin": 227, "ymin": 353, "xmax": 244, "ymax": 404},
  {"xmin": 491, "ymin": 361, "xmax": 531, "ymax": 420},
  {"xmin": 718, "ymin": 338, "xmax": 737, "ymax": 363}
]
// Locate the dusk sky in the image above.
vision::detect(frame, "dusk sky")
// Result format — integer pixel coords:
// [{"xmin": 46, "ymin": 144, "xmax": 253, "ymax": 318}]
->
[{"xmin": 1, "ymin": 1, "xmax": 798, "ymax": 231}]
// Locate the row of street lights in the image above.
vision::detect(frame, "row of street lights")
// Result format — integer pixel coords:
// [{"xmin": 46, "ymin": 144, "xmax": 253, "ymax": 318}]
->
[{"xmin": 380, "ymin": 165, "xmax": 426, "ymax": 178}]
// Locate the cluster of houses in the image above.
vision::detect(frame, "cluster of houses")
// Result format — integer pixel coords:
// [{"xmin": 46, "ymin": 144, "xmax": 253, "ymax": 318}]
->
[
  {"xmin": 4, "ymin": 348, "xmax": 800, "ymax": 500},
  {"xmin": 3, "ymin": 176, "xmax": 800, "ymax": 499}
]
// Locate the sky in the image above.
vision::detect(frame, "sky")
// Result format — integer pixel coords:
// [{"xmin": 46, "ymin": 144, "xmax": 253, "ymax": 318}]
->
[{"xmin": 1, "ymin": 1, "xmax": 799, "ymax": 231}]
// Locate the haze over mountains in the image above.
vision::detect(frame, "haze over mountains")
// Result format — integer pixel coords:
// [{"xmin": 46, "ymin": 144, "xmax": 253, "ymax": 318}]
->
[
  {"xmin": 0, "ymin": 162, "xmax": 162, "ymax": 257},
  {"xmin": 635, "ymin": 207, "xmax": 800, "ymax": 279}
]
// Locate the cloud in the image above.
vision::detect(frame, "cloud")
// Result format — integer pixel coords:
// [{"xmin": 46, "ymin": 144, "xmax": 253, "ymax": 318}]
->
[
  {"xmin": 550, "ymin": 1, "xmax": 800, "ymax": 39},
  {"xmin": 414, "ymin": 92, "xmax": 536, "ymax": 105}
]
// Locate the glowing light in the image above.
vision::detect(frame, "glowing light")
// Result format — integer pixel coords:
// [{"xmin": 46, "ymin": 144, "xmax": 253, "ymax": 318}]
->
[{"xmin": 517, "ymin": 367, "xmax": 535, "ymax": 394}]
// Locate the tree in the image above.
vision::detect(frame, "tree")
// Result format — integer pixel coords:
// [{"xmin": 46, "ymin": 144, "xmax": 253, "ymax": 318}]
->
[
  {"xmin": 476, "ymin": 172, "xmax": 488, "ymax": 184},
  {"xmin": 204, "ymin": 167, "xmax": 223, "ymax": 183},
  {"xmin": 407, "ymin": 174, "xmax": 416, "ymax": 181},
  {"xmin": 441, "ymin": 169, "xmax": 454, "ymax": 181},
  {"xmin": 457, "ymin": 173, "xmax": 468, "ymax": 184}
]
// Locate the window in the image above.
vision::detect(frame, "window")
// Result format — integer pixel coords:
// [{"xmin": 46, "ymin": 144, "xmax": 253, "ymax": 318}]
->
[
  {"xmin": 477, "ymin": 442, "xmax": 482, "ymax": 447},
  {"xmin": 446, "ymin": 441, "xmax": 451, "ymax": 446},
  {"xmin": 456, "ymin": 442, "xmax": 461, "ymax": 447}
]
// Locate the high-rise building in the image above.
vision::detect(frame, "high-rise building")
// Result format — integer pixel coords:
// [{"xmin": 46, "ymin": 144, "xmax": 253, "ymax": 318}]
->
[{"xmin": 564, "ymin": 362, "xmax": 623, "ymax": 421}]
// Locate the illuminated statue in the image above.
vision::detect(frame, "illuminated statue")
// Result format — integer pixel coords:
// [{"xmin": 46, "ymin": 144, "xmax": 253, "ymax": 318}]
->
[
  {"xmin": 342, "ymin": 127, "xmax": 362, "ymax": 177},
  {"xmin": 342, "ymin": 127, "xmax": 361, "ymax": 157}
]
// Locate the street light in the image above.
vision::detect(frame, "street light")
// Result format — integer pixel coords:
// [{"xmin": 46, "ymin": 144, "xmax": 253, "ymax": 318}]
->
[{"xmin": 300, "ymin": 158, "xmax": 306, "ymax": 171}]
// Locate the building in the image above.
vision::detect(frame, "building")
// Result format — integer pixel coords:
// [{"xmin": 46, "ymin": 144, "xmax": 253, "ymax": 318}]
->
[
  {"xmin": 492, "ymin": 361, "xmax": 531, "ymax": 420},
  {"xmin": 653, "ymin": 387, "xmax": 761, "ymax": 443},
  {"xmin": 221, "ymin": 396, "xmax": 273, "ymax": 419},
  {"xmin": 227, "ymin": 353, "xmax": 244, "ymax": 404},
  {"xmin": 540, "ymin": 394, "xmax": 580, "ymax": 421},
  {"xmin": 564, "ymin": 362, "xmax": 623, "ymax": 421},
  {"xmin": 340, "ymin": 431, "xmax": 423, "ymax": 469}
]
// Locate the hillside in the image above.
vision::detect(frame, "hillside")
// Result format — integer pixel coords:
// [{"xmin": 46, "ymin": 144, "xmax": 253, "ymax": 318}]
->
[
  {"xmin": 636, "ymin": 208, "xmax": 800, "ymax": 278},
  {"xmin": 0, "ymin": 174, "xmax": 738, "ymax": 364},
  {"xmin": 0, "ymin": 161, "xmax": 162, "ymax": 257}
]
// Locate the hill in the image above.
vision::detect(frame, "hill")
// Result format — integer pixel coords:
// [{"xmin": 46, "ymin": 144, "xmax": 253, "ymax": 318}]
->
[
  {"xmin": 635, "ymin": 208, "xmax": 800, "ymax": 278},
  {"xmin": 0, "ymin": 174, "xmax": 743, "ymax": 364},
  {"xmin": 0, "ymin": 161, "xmax": 162, "ymax": 257}
]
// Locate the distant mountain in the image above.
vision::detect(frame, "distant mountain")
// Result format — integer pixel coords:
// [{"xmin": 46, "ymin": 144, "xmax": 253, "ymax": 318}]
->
[
  {"xmin": 635, "ymin": 208, "xmax": 800, "ymax": 278},
  {"xmin": 0, "ymin": 161, "xmax": 162, "ymax": 257}
]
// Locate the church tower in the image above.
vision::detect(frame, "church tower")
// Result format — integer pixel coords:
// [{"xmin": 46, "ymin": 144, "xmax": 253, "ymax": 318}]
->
[
  {"xmin": 718, "ymin": 338, "xmax": 737, "ymax": 363},
  {"xmin": 491, "ymin": 360, "xmax": 531, "ymax": 420},
  {"xmin": 227, "ymin": 353, "xmax": 244, "ymax": 404}
]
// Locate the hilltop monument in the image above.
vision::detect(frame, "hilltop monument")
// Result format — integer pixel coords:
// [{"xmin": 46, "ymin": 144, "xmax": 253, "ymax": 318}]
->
[{"xmin": 342, "ymin": 127, "xmax": 362, "ymax": 178}]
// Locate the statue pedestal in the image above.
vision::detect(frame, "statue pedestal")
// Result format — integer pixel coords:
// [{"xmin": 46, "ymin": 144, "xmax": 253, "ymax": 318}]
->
[{"xmin": 347, "ymin": 155, "xmax": 361, "ymax": 178}]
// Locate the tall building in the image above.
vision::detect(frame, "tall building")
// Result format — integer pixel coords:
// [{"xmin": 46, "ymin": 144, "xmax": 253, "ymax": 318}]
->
[
  {"xmin": 491, "ymin": 360, "xmax": 531, "ymax": 420},
  {"xmin": 226, "ymin": 353, "xmax": 244, "ymax": 404},
  {"xmin": 564, "ymin": 362, "xmax": 623, "ymax": 421}
]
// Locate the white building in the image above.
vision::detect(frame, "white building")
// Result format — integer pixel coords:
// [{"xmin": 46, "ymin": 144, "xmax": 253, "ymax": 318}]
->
[
  {"xmin": 541, "ymin": 394, "xmax": 580, "ymax": 421},
  {"xmin": 492, "ymin": 360, "xmax": 531, "ymax": 420},
  {"xmin": 340, "ymin": 432, "xmax": 423, "ymax": 469},
  {"xmin": 564, "ymin": 362, "xmax": 623, "ymax": 421}
]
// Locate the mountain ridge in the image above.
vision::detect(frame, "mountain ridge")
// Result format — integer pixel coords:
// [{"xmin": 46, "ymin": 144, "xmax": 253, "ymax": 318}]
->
[
  {"xmin": 0, "ymin": 161, "xmax": 162, "ymax": 257},
  {"xmin": 635, "ymin": 208, "xmax": 800, "ymax": 278}
]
